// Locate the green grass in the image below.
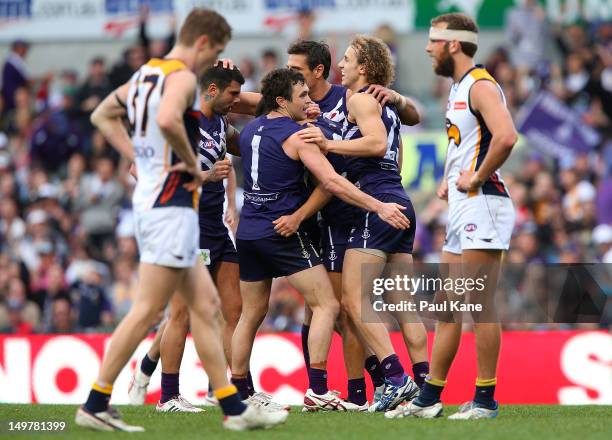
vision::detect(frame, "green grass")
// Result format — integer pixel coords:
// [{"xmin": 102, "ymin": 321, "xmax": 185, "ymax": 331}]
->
[{"xmin": 2, "ymin": 405, "xmax": 611, "ymax": 439}]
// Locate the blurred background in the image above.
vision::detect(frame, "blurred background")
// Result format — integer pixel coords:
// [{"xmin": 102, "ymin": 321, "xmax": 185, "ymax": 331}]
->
[{"xmin": 0, "ymin": 0, "xmax": 610, "ymax": 335}]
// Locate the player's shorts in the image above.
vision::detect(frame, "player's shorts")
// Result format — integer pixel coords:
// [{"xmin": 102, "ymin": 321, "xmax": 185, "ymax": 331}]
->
[
  {"xmin": 347, "ymin": 193, "xmax": 416, "ymax": 255},
  {"xmin": 199, "ymin": 229, "xmax": 239, "ymax": 270},
  {"xmin": 134, "ymin": 207, "xmax": 199, "ymax": 268},
  {"xmin": 320, "ymin": 222, "xmax": 352, "ymax": 272},
  {"xmin": 237, "ymin": 230, "xmax": 322, "ymax": 282},
  {"xmin": 443, "ymin": 194, "xmax": 515, "ymax": 255}
]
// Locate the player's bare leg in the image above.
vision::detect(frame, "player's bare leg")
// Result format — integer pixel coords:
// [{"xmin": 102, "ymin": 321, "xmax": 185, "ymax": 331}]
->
[
  {"xmin": 231, "ymin": 279, "xmax": 272, "ymax": 399},
  {"xmin": 212, "ymin": 261, "xmax": 242, "ymax": 363}
]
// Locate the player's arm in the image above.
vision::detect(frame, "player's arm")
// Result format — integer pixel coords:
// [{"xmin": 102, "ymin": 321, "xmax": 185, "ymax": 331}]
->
[
  {"xmin": 366, "ymin": 85, "xmax": 421, "ymax": 126},
  {"xmin": 231, "ymin": 92, "xmax": 262, "ymax": 115},
  {"xmin": 224, "ymin": 158, "xmax": 239, "ymax": 234},
  {"xmin": 289, "ymin": 135, "xmax": 409, "ymax": 230},
  {"xmin": 90, "ymin": 83, "xmax": 134, "ymax": 162},
  {"xmin": 300, "ymin": 94, "xmax": 387, "ymax": 157},
  {"xmin": 273, "ymin": 183, "xmax": 332, "ymax": 237},
  {"xmin": 457, "ymin": 81, "xmax": 518, "ymax": 193},
  {"xmin": 157, "ymin": 70, "xmax": 202, "ymax": 189},
  {"xmin": 226, "ymin": 122, "xmax": 241, "ymax": 156}
]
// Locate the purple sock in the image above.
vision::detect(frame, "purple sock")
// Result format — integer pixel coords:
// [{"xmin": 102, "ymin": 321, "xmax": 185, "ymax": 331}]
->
[
  {"xmin": 380, "ymin": 354, "xmax": 405, "ymax": 385},
  {"xmin": 247, "ymin": 371, "xmax": 255, "ymax": 395},
  {"xmin": 160, "ymin": 373, "xmax": 179, "ymax": 403},
  {"xmin": 412, "ymin": 362, "xmax": 430, "ymax": 389},
  {"xmin": 308, "ymin": 368, "xmax": 328, "ymax": 395},
  {"xmin": 365, "ymin": 355, "xmax": 384, "ymax": 388},
  {"xmin": 140, "ymin": 353, "xmax": 158, "ymax": 377},
  {"xmin": 301, "ymin": 324, "xmax": 310, "ymax": 370},
  {"xmin": 231, "ymin": 376, "xmax": 251, "ymax": 400},
  {"xmin": 348, "ymin": 378, "xmax": 367, "ymax": 405}
]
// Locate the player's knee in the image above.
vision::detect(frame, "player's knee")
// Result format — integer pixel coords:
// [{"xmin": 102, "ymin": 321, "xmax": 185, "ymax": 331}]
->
[
  {"xmin": 169, "ymin": 303, "xmax": 190, "ymax": 327},
  {"xmin": 223, "ymin": 302, "xmax": 242, "ymax": 328},
  {"xmin": 341, "ymin": 294, "xmax": 359, "ymax": 319}
]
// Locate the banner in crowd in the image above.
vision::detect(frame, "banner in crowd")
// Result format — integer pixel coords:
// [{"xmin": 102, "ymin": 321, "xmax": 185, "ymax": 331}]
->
[
  {"xmin": 1, "ymin": 0, "xmax": 610, "ymax": 41},
  {"xmin": 516, "ymin": 91, "xmax": 602, "ymax": 159},
  {"xmin": 1, "ymin": 331, "xmax": 610, "ymax": 405}
]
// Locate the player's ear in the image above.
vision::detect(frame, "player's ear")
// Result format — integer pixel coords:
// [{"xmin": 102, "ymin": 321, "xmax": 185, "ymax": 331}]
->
[
  {"xmin": 315, "ymin": 64, "xmax": 324, "ymax": 79},
  {"xmin": 194, "ymin": 34, "xmax": 210, "ymax": 51},
  {"xmin": 276, "ymin": 96, "xmax": 286, "ymax": 109}
]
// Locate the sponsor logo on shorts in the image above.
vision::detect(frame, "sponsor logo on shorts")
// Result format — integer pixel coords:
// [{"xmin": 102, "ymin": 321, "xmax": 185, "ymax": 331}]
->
[
  {"xmin": 302, "ymin": 249, "xmax": 311, "ymax": 259},
  {"xmin": 464, "ymin": 223, "xmax": 478, "ymax": 232},
  {"xmin": 329, "ymin": 249, "xmax": 337, "ymax": 261},
  {"xmin": 362, "ymin": 228, "xmax": 371, "ymax": 240},
  {"xmin": 200, "ymin": 249, "xmax": 211, "ymax": 266}
]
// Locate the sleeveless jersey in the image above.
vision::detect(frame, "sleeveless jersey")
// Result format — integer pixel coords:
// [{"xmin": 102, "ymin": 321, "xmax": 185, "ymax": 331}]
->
[
  {"xmin": 342, "ymin": 89, "xmax": 404, "ymax": 198},
  {"xmin": 126, "ymin": 58, "xmax": 200, "ymax": 212},
  {"xmin": 237, "ymin": 115, "xmax": 306, "ymax": 240},
  {"xmin": 316, "ymin": 84, "xmax": 349, "ymax": 123},
  {"xmin": 198, "ymin": 112, "xmax": 227, "ymax": 238},
  {"xmin": 445, "ymin": 65, "xmax": 510, "ymax": 202}
]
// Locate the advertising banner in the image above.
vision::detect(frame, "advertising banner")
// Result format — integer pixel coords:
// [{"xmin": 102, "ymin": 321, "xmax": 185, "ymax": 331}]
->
[{"xmin": 1, "ymin": 331, "xmax": 610, "ymax": 405}]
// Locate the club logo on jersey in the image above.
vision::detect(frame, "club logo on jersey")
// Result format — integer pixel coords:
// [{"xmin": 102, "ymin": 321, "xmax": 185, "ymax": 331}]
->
[
  {"xmin": 328, "ymin": 249, "xmax": 337, "ymax": 261},
  {"xmin": 200, "ymin": 140, "xmax": 218, "ymax": 150},
  {"xmin": 454, "ymin": 101, "xmax": 467, "ymax": 110},
  {"xmin": 464, "ymin": 223, "xmax": 478, "ymax": 232},
  {"xmin": 446, "ymin": 118, "xmax": 461, "ymax": 147}
]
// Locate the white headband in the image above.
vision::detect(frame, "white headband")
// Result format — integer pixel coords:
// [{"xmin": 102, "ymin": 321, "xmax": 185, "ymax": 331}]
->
[{"xmin": 429, "ymin": 27, "xmax": 478, "ymax": 45}]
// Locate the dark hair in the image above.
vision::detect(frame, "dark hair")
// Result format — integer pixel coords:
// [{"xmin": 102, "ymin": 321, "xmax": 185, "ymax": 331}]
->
[
  {"xmin": 431, "ymin": 13, "xmax": 479, "ymax": 57},
  {"xmin": 199, "ymin": 62, "xmax": 245, "ymax": 92},
  {"xmin": 178, "ymin": 8, "xmax": 232, "ymax": 46},
  {"xmin": 257, "ymin": 68, "xmax": 305, "ymax": 116},
  {"xmin": 287, "ymin": 40, "xmax": 332, "ymax": 79}
]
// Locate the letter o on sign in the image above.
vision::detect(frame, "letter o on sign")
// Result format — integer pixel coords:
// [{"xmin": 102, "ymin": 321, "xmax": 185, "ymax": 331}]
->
[{"xmin": 32, "ymin": 336, "xmax": 100, "ymax": 403}]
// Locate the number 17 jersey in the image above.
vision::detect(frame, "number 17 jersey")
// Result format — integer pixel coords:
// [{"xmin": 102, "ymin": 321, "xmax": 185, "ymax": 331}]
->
[{"xmin": 126, "ymin": 58, "xmax": 201, "ymax": 213}]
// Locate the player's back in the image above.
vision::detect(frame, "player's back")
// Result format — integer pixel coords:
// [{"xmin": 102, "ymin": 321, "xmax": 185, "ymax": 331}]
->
[
  {"xmin": 126, "ymin": 58, "xmax": 200, "ymax": 212},
  {"xmin": 342, "ymin": 89, "xmax": 403, "ymax": 198},
  {"xmin": 237, "ymin": 115, "xmax": 307, "ymax": 240}
]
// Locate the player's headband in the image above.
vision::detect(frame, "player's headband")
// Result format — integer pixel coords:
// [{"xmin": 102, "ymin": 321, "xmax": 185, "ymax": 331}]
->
[{"xmin": 429, "ymin": 27, "xmax": 478, "ymax": 45}]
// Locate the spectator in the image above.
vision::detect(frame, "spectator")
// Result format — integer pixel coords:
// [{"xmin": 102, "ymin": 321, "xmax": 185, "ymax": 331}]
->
[
  {"xmin": 505, "ymin": 0, "xmax": 550, "ymax": 70},
  {"xmin": 46, "ymin": 297, "xmax": 76, "ymax": 334},
  {"xmin": 70, "ymin": 264, "xmax": 113, "ymax": 331},
  {"xmin": 76, "ymin": 57, "xmax": 112, "ymax": 137},
  {"xmin": 260, "ymin": 49, "xmax": 280, "ymax": 79},
  {"xmin": 4, "ymin": 278, "xmax": 40, "ymax": 334},
  {"xmin": 111, "ymin": 256, "xmax": 137, "ymax": 321},
  {"xmin": 1, "ymin": 40, "xmax": 30, "ymax": 113}
]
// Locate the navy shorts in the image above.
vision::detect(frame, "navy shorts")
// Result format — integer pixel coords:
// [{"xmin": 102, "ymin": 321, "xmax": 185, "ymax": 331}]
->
[
  {"xmin": 199, "ymin": 228, "xmax": 239, "ymax": 270},
  {"xmin": 347, "ymin": 193, "xmax": 416, "ymax": 254},
  {"xmin": 320, "ymin": 222, "xmax": 352, "ymax": 273},
  {"xmin": 237, "ymin": 230, "xmax": 322, "ymax": 282}
]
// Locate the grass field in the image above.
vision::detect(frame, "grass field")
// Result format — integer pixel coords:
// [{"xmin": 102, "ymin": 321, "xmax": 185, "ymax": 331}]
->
[{"xmin": 2, "ymin": 405, "xmax": 612, "ymax": 439}]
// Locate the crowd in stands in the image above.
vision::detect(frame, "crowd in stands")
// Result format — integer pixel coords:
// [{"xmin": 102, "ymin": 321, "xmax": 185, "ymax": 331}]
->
[{"xmin": 0, "ymin": 4, "xmax": 610, "ymax": 334}]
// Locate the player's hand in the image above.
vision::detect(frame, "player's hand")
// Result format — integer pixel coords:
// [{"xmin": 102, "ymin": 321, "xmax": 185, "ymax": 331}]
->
[
  {"xmin": 299, "ymin": 125, "xmax": 328, "ymax": 152},
  {"xmin": 217, "ymin": 58, "xmax": 235, "ymax": 69},
  {"xmin": 305, "ymin": 102, "xmax": 321, "ymax": 119},
  {"xmin": 377, "ymin": 203, "xmax": 410, "ymax": 230},
  {"xmin": 273, "ymin": 213, "xmax": 303, "ymax": 237},
  {"xmin": 366, "ymin": 84, "xmax": 400, "ymax": 107},
  {"xmin": 436, "ymin": 179, "xmax": 448, "ymax": 200},
  {"xmin": 169, "ymin": 162, "xmax": 203, "ymax": 191},
  {"xmin": 224, "ymin": 205, "xmax": 239, "ymax": 235},
  {"xmin": 209, "ymin": 158, "xmax": 232, "ymax": 182},
  {"xmin": 456, "ymin": 169, "xmax": 483, "ymax": 193},
  {"xmin": 128, "ymin": 163, "xmax": 138, "ymax": 180}
]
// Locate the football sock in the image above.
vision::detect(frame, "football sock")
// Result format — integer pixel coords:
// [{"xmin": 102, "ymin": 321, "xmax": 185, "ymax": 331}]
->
[
  {"xmin": 301, "ymin": 324, "xmax": 311, "ymax": 370},
  {"xmin": 160, "ymin": 373, "xmax": 179, "ymax": 403},
  {"xmin": 84, "ymin": 382, "xmax": 112, "ymax": 413},
  {"xmin": 308, "ymin": 365, "xmax": 328, "ymax": 396},
  {"xmin": 412, "ymin": 362, "xmax": 430, "ymax": 389},
  {"xmin": 380, "ymin": 354, "xmax": 405, "ymax": 385},
  {"xmin": 231, "ymin": 375, "xmax": 251, "ymax": 400},
  {"xmin": 474, "ymin": 378, "xmax": 497, "ymax": 409},
  {"xmin": 414, "ymin": 376, "xmax": 446, "ymax": 407},
  {"xmin": 140, "ymin": 353, "xmax": 158, "ymax": 377},
  {"xmin": 247, "ymin": 371, "xmax": 255, "ymax": 395},
  {"xmin": 215, "ymin": 385, "xmax": 247, "ymax": 416},
  {"xmin": 347, "ymin": 378, "xmax": 367, "ymax": 406},
  {"xmin": 364, "ymin": 355, "xmax": 384, "ymax": 388}
]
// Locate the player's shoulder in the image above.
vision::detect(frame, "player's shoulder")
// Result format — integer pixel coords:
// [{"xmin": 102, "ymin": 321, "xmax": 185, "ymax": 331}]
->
[
  {"xmin": 145, "ymin": 58, "xmax": 189, "ymax": 76},
  {"xmin": 468, "ymin": 66, "xmax": 497, "ymax": 85}
]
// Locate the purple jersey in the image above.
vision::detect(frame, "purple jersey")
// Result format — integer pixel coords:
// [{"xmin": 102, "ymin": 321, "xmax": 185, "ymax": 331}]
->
[
  {"xmin": 343, "ymin": 90, "xmax": 404, "ymax": 198},
  {"xmin": 312, "ymin": 117, "xmax": 354, "ymax": 225},
  {"xmin": 198, "ymin": 112, "xmax": 227, "ymax": 238},
  {"xmin": 316, "ymin": 84, "xmax": 348, "ymax": 123},
  {"xmin": 237, "ymin": 115, "xmax": 306, "ymax": 240}
]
